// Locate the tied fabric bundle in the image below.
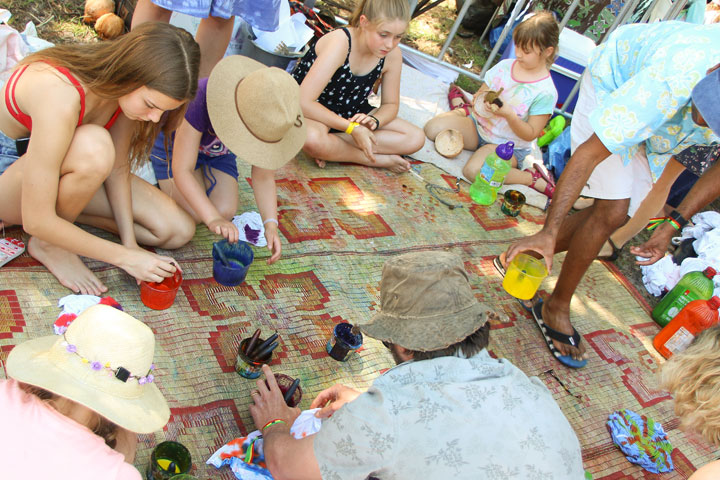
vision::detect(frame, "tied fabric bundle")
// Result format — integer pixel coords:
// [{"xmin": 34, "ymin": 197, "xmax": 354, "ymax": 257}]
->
[
  {"xmin": 207, "ymin": 408, "xmax": 322, "ymax": 479},
  {"xmin": 232, "ymin": 212, "xmax": 268, "ymax": 247},
  {"xmin": 607, "ymin": 409, "xmax": 674, "ymax": 473},
  {"xmin": 54, "ymin": 294, "xmax": 122, "ymax": 334}
]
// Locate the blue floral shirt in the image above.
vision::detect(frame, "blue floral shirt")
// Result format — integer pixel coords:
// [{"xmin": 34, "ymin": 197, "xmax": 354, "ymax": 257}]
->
[{"xmin": 588, "ymin": 21, "xmax": 720, "ymax": 181}]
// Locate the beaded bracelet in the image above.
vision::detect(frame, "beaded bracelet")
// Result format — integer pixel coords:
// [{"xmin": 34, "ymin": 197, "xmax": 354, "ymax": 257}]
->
[
  {"xmin": 262, "ymin": 419, "xmax": 286, "ymax": 431},
  {"xmin": 345, "ymin": 121, "xmax": 360, "ymax": 135},
  {"xmin": 367, "ymin": 114, "xmax": 380, "ymax": 130}
]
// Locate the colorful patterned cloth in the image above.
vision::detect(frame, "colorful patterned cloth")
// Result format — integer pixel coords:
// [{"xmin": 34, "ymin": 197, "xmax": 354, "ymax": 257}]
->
[
  {"xmin": 588, "ymin": 21, "xmax": 720, "ymax": 181},
  {"xmin": 607, "ymin": 409, "xmax": 674, "ymax": 473}
]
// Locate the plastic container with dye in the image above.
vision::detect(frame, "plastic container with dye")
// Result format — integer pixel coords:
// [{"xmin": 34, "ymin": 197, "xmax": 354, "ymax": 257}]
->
[
  {"xmin": 266, "ymin": 373, "xmax": 303, "ymax": 408},
  {"xmin": 212, "ymin": 239, "xmax": 254, "ymax": 287},
  {"xmin": 502, "ymin": 253, "xmax": 548, "ymax": 300},
  {"xmin": 469, "ymin": 141, "xmax": 515, "ymax": 206},
  {"xmin": 140, "ymin": 270, "xmax": 182, "ymax": 310},
  {"xmin": 326, "ymin": 323, "xmax": 363, "ymax": 361},
  {"xmin": 236, "ymin": 337, "xmax": 273, "ymax": 379},
  {"xmin": 501, "ymin": 189, "xmax": 526, "ymax": 217},
  {"xmin": 146, "ymin": 441, "xmax": 192, "ymax": 480}
]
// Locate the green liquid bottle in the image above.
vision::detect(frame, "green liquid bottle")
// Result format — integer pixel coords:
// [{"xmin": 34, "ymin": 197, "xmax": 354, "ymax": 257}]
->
[
  {"xmin": 651, "ymin": 266, "xmax": 716, "ymax": 327},
  {"xmin": 469, "ymin": 141, "xmax": 515, "ymax": 206}
]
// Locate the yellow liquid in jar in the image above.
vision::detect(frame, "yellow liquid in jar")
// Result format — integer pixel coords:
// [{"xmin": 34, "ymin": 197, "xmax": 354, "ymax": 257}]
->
[
  {"xmin": 157, "ymin": 459, "xmax": 180, "ymax": 473},
  {"xmin": 502, "ymin": 268, "xmax": 540, "ymax": 300}
]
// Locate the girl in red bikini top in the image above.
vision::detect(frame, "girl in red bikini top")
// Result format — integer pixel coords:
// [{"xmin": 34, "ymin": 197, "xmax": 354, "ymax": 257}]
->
[{"xmin": 0, "ymin": 22, "xmax": 201, "ymax": 297}]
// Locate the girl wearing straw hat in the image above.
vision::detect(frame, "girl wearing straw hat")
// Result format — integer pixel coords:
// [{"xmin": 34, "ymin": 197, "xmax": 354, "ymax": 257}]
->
[
  {"xmin": 150, "ymin": 55, "xmax": 306, "ymax": 264},
  {"xmin": 0, "ymin": 23, "xmax": 200, "ymax": 296},
  {"xmin": 291, "ymin": 0, "xmax": 425, "ymax": 172},
  {"xmin": 0, "ymin": 304, "xmax": 170, "ymax": 479}
]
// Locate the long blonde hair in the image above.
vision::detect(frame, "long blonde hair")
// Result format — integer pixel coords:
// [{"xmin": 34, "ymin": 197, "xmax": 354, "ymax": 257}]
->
[
  {"xmin": 20, "ymin": 22, "xmax": 200, "ymax": 168},
  {"xmin": 660, "ymin": 326, "xmax": 720, "ymax": 446},
  {"xmin": 349, "ymin": 0, "xmax": 411, "ymax": 27}
]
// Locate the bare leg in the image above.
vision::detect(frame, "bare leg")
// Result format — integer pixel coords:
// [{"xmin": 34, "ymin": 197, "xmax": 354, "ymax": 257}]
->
[
  {"xmin": 195, "ymin": 15, "xmax": 235, "ymax": 77},
  {"xmin": 0, "ymin": 126, "xmax": 116, "ymax": 295},
  {"xmin": 424, "ymin": 110, "xmax": 479, "ymax": 150},
  {"xmin": 599, "ymin": 159, "xmax": 685, "ymax": 256},
  {"xmin": 543, "ymin": 198, "xmax": 630, "ymax": 359},
  {"xmin": 78, "ymin": 174, "xmax": 196, "ymax": 249},
  {"xmin": 157, "ymin": 168, "xmax": 208, "ymax": 223},
  {"xmin": 131, "ymin": 0, "xmax": 172, "ymax": 28},
  {"xmin": 303, "ymin": 118, "xmax": 423, "ymax": 173}
]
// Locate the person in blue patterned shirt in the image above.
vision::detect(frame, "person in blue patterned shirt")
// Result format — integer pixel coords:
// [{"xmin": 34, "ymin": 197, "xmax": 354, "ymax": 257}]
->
[
  {"xmin": 247, "ymin": 252, "xmax": 584, "ymax": 479},
  {"xmin": 504, "ymin": 21, "xmax": 720, "ymax": 368}
]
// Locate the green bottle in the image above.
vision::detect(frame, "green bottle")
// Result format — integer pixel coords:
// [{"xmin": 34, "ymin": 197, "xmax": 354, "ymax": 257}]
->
[
  {"xmin": 469, "ymin": 141, "xmax": 515, "ymax": 206},
  {"xmin": 652, "ymin": 267, "xmax": 716, "ymax": 327}
]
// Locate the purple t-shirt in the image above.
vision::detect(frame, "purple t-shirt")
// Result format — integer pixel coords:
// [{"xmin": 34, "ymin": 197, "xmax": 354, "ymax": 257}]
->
[{"xmin": 185, "ymin": 77, "xmax": 232, "ymax": 158}]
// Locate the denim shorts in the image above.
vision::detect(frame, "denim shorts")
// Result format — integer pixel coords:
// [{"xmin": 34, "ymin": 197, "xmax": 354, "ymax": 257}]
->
[
  {"xmin": 0, "ymin": 129, "xmax": 19, "ymax": 176},
  {"xmin": 150, "ymin": 132, "xmax": 239, "ymax": 196}
]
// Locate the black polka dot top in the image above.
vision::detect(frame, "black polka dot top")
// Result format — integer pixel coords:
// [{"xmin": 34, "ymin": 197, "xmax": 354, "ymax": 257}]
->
[{"xmin": 292, "ymin": 28, "xmax": 385, "ymax": 119}]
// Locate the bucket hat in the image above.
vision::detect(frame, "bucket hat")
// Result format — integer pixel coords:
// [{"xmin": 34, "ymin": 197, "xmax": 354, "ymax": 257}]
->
[
  {"xmin": 357, "ymin": 252, "xmax": 493, "ymax": 351},
  {"xmin": 692, "ymin": 66, "xmax": 720, "ymax": 136},
  {"xmin": 207, "ymin": 55, "xmax": 306, "ymax": 170},
  {"xmin": 7, "ymin": 304, "xmax": 169, "ymax": 434}
]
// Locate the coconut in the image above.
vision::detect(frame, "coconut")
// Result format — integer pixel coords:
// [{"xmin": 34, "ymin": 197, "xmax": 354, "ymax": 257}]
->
[
  {"xmin": 434, "ymin": 128, "xmax": 464, "ymax": 159},
  {"xmin": 84, "ymin": 0, "xmax": 115, "ymax": 24},
  {"xmin": 95, "ymin": 13, "xmax": 125, "ymax": 40}
]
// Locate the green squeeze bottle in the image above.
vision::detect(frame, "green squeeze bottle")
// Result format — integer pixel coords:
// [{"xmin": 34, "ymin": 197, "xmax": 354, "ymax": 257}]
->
[
  {"xmin": 469, "ymin": 141, "xmax": 515, "ymax": 206},
  {"xmin": 652, "ymin": 266, "xmax": 717, "ymax": 327}
]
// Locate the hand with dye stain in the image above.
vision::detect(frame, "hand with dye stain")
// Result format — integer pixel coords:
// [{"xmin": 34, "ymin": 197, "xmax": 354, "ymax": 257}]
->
[
  {"xmin": 207, "ymin": 217, "xmax": 240, "ymax": 244},
  {"xmin": 264, "ymin": 222, "xmax": 282, "ymax": 265},
  {"xmin": 121, "ymin": 247, "xmax": 181, "ymax": 285},
  {"xmin": 249, "ymin": 365, "xmax": 301, "ymax": 431},
  {"xmin": 310, "ymin": 384, "xmax": 362, "ymax": 419},
  {"xmin": 350, "ymin": 124, "xmax": 377, "ymax": 162}
]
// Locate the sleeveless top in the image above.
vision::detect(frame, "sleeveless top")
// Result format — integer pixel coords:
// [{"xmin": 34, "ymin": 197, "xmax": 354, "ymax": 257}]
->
[
  {"xmin": 292, "ymin": 28, "xmax": 385, "ymax": 119},
  {"xmin": 4, "ymin": 62, "xmax": 122, "ymax": 131}
]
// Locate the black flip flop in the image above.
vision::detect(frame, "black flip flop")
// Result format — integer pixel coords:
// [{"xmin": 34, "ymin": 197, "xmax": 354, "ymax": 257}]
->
[
  {"xmin": 598, "ymin": 238, "xmax": 622, "ymax": 262},
  {"xmin": 531, "ymin": 300, "xmax": 587, "ymax": 368}
]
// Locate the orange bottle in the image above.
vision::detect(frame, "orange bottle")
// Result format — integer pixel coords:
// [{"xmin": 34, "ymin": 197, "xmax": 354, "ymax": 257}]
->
[{"xmin": 653, "ymin": 296, "xmax": 720, "ymax": 359}]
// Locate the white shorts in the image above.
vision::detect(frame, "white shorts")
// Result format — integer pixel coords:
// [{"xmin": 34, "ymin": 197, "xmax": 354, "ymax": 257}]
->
[{"xmin": 570, "ymin": 72, "xmax": 652, "ymax": 217}]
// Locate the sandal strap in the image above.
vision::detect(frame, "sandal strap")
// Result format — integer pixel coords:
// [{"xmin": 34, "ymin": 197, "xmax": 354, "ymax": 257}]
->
[{"xmin": 542, "ymin": 321, "xmax": 582, "ymax": 348}]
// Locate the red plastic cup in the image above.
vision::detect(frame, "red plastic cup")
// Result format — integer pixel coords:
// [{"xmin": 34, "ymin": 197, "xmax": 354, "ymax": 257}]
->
[{"xmin": 140, "ymin": 270, "xmax": 182, "ymax": 310}]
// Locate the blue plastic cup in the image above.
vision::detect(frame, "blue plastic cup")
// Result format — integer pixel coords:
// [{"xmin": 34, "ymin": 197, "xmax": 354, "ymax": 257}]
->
[{"xmin": 212, "ymin": 240, "xmax": 254, "ymax": 286}]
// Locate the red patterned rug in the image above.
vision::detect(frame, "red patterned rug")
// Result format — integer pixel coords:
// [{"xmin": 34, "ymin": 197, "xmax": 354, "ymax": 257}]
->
[{"xmin": 0, "ymin": 156, "xmax": 716, "ymax": 478}]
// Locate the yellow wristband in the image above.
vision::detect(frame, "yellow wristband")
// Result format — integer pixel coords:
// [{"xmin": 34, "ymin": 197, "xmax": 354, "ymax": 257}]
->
[{"xmin": 345, "ymin": 122, "xmax": 360, "ymax": 135}]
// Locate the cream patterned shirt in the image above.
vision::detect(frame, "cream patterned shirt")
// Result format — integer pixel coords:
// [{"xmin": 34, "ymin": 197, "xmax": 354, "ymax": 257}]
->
[{"xmin": 313, "ymin": 350, "xmax": 584, "ymax": 479}]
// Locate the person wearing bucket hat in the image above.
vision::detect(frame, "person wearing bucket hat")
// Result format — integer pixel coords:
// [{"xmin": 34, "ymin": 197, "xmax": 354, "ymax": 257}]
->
[
  {"xmin": 149, "ymin": 55, "xmax": 305, "ymax": 264},
  {"xmin": 503, "ymin": 21, "xmax": 720, "ymax": 368},
  {"xmin": 0, "ymin": 304, "xmax": 170, "ymax": 479},
  {"xmin": 291, "ymin": 0, "xmax": 425, "ymax": 173},
  {"xmin": 248, "ymin": 252, "xmax": 584, "ymax": 479}
]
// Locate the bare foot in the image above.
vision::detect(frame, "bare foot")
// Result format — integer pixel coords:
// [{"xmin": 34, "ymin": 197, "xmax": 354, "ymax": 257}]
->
[
  {"xmin": 373, "ymin": 154, "xmax": 410, "ymax": 173},
  {"xmin": 314, "ymin": 158, "xmax": 326, "ymax": 169},
  {"xmin": 28, "ymin": 237, "xmax": 108, "ymax": 295},
  {"xmin": 542, "ymin": 299, "xmax": 586, "ymax": 361}
]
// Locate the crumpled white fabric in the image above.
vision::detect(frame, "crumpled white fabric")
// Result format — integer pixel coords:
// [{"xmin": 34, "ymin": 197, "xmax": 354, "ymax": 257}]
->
[
  {"xmin": 232, "ymin": 211, "xmax": 267, "ymax": 247},
  {"xmin": 57, "ymin": 294, "xmax": 102, "ymax": 315},
  {"xmin": 0, "ymin": 10, "xmax": 53, "ymax": 84},
  {"xmin": 641, "ymin": 212, "xmax": 720, "ymax": 296}
]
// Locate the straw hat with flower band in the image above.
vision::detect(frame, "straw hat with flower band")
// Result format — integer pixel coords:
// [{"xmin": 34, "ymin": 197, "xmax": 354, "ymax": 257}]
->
[
  {"xmin": 207, "ymin": 55, "xmax": 306, "ymax": 170},
  {"xmin": 6, "ymin": 304, "xmax": 169, "ymax": 434},
  {"xmin": 357, "ymin": 251, "xmax": 494, "ymax": 352}
]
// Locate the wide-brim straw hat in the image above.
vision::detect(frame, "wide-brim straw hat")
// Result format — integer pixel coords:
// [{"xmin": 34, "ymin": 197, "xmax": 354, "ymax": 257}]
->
[
  {"xmin": 357, "ymin": 252, "xmax": 493, "ymax": 351},
  {"xmin": 7, "ymin": 304, "xmax": 169, "ymax": 434},
  {"xmin": 207, "ymin": 55, "xmax": 306, "ymax": 170}
]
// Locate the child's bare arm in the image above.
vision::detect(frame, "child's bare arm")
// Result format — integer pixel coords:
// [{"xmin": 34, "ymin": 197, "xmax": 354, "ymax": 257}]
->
[
  {"xmin": 297, "ymin": 31, "xmax": 352, "ymax": 131},
  {"xmin": 171, "ymin": 120, "xmax": 238, "ymax": 242},
  {"xmin": 251, "ymin": 165, "xmax": 281, "ymax": 264},
  {"xmin": 497, "ymin": 110, "xmax": 550, "ymax": 142}
]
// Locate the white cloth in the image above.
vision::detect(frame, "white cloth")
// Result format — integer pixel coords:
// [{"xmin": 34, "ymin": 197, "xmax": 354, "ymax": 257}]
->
[{"xmin": 231, "ymin": 211, "xmax": 268, "ymax": 247}]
